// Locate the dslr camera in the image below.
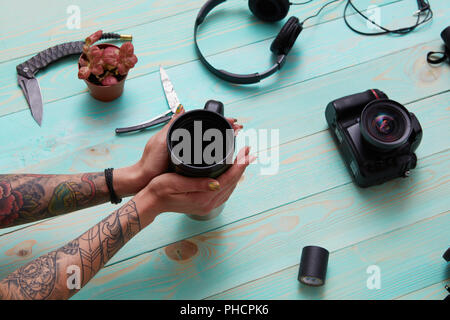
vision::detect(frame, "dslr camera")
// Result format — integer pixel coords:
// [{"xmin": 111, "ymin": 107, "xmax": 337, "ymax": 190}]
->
[{"xmin": 325, "ymin": 89, "xmax": 422, "ymax": 187}]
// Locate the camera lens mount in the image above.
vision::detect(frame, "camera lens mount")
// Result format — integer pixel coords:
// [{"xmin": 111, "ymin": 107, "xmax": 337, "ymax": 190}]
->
[{"xmin": 360, "ymin": 99, "xmax": 412, "ymax": 151}]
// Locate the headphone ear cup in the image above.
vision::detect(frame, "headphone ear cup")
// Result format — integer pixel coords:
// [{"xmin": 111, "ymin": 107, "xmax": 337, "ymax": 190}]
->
[
  {"xmin": 270, "ymin": 16, "xmax": 302, "ymax": 55},
  {"xmin": 249, "ymin": 0, "xmax": 290, "ymax": 22}
]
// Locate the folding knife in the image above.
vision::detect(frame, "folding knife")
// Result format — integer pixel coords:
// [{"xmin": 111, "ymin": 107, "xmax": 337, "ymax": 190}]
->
[{"xmin": 16, "ymin": 33, "xmax": 132, "ymax": 126}]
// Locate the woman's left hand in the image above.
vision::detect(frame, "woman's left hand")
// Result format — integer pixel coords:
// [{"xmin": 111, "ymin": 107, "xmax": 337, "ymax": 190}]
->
[{"xmin": 117, "ymin": 106, "xmax": 243, "ymax": 196}]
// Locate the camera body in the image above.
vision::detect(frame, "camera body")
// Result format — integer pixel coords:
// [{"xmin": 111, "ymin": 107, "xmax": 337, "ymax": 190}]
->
[{"xmin": 325, "ymin": 89, "xmax": 422, "ymax": 187}]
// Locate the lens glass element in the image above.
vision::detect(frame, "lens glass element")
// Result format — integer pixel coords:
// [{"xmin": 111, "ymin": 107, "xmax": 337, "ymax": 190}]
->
[
  {"xmin": 360, "ymin": 99, "xmax": 412, "ymax": 150},
  {"xmin": 365, "ymin": 107, "xmax": 406, "ymax": 143},
  {"xmin": 373, "ymin": 114, "xmax": 395, "ymax": 136}
]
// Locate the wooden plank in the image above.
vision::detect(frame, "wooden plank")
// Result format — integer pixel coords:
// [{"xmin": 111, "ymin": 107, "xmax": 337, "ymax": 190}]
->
[
  {"xmin": 70, "ymin": 152, "xmax": 450, "ymax": 299},
  {"xmin": 396, "ymin": 280, "xmax": 449, "ymax": 300},
  {"xmin": 0, "ymin": 0, "xmax": 399, "ymax": 118},
  {"xmin": 206, "ymin": 212, "xmax": 449, "ymax": 300},
  {"xmin": 0, "ymin": 0, "xmax": 208, "ymax": 63},
  {"xmin": 0, "ymin": 0, "xmax": 446, "ymax": 118},
  {"xmin": 0, "ymin": 35, "xmax": 448, "ymax": 174},
  {"xmin": 0, "ymin": 70, "xmax": 448, "ymax": 274},
  {"xmin": 0, "ymin": 40, "xmax": 450, "ymax": 176},
  {"xmin": 0, "ymin": 0, "xmax": 340, "ymax": 117}
]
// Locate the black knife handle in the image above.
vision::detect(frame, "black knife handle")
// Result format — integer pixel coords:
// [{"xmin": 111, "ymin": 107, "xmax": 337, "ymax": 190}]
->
[
  {"xmin": 16, "ymin": 41, "xmax": 84, "ymax": 78},
  {"xmin": 16, "ymin": 33, "xmax": 123, "ymax": 78},
  {"xmin": 116, "ymin": 115, "xmax": 172, "ymax": 134}
]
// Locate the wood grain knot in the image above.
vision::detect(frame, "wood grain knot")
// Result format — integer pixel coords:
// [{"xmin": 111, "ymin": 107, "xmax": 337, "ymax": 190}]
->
[
  {"xmin": 165, "ymin": 240, "xmax": 198, "ymax": 262},
  {"xmin": 5, "ymin": 240, "xmax": 37, "ymax": 258},
  {"xmin": 87, "ymin": 146, "xmax": 110, "ymax": 156}
]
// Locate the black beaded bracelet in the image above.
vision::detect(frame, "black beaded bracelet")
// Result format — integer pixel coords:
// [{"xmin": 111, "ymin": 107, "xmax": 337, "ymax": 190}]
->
[{"xmin": 104, "ymin": 168, "xmax": 122, "ymax": 204}]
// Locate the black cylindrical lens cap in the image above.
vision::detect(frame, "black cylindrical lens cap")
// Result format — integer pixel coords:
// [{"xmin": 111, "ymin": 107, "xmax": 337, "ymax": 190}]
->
[{"xmin": 298, "ymin": 246, "xmax": 329, "ymax": 286}]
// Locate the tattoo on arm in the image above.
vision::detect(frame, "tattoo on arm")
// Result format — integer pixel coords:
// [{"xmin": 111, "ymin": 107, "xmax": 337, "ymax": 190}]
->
[
  {"xmin": 0, "ymin": 173, "xmax": 109, "ymax": 228},
  {"xmin": 0, "ymin": 200, "xmax": 141, "ymax": 300}
]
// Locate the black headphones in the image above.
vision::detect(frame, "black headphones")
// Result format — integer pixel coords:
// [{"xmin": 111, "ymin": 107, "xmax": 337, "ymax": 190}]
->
[{"xmin": 194, "ymin": 0, "xmax": 304, "ymax": 84}]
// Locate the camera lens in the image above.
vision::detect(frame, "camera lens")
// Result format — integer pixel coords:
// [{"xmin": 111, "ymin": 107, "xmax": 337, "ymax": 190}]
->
[
  {"xmin": 372, "ymin": 113, "xmax": 399, "ymax": 141},
  {"xmin": 360, "ymin": 99, "xmax": 412, "ymax": 150},
  {"xmin": 374, "ymin": 114, "xmax": 394, "ymax": 134}
]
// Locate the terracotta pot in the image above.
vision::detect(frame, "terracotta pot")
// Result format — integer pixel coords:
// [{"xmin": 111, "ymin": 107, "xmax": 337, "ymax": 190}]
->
[{"xmin": 78, "ymin": 43, "xmax": 128, "ymax": 102}]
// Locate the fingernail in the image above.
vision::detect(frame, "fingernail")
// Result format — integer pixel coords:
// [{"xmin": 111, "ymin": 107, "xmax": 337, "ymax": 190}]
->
[
  {"xmin": 208, "ymin": 181, "xmax": 220, "ymax": 191},
  {"xmin": 233, "ymin": 118, "xmax": 238, "ymax": 123},
  {"xmin": 176, "ymin": 104, "xmax": 184, "ymax": 114}
]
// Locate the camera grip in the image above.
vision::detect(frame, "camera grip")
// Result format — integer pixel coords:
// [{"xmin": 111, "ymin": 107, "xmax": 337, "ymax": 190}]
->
[{"xmin": 331, "ymin": 89, "xmax": 387, "ymax": 117}]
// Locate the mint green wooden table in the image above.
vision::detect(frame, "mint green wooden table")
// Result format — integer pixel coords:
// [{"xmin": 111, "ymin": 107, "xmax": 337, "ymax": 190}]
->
[{"xmin": 0, "ymin": 0, "xmax": 448, "ymax": 300}]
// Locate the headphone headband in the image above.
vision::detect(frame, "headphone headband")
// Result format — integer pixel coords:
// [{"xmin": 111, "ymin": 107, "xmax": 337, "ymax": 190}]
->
[{"xmin": 194, "ymin": 0, "xmax": 287, "ymax": 84}]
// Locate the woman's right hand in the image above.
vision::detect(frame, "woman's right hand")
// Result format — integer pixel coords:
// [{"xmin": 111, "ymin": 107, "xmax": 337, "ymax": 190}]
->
[{"xmin": 142, "ymin": 146, "xmax": 255, "ymax": 217}]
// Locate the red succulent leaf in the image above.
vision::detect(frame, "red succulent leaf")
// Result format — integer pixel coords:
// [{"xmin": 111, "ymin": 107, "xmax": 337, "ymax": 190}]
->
[
  {"xmin": 123, "ymin": 54, "xmax": 138, "ymax": 68},
  {"xmin": 86, "ymin": 46, "xmax": 104, "ymax": 76},
  {"xmin": 90, "ymin": 64, "xmax": 104, "ymax": 76},
  {"xmin": 119, "ymin": 42, "xmax": 134, "ymax": 56},
  {"xmin": 85, "ymin": 30, "xmax": 103, "ymax": 46},
  {"xmin": 117, "ymin": 42, "xmax": 138, "ymax": 75},
  {"xmin": 101, "ymin": 75, "xmax": 119, "ymax": 86},
  {"xmin": 79, "ymin": 32, "xmax": 138, "ymax": 85},
  {"xmin": 88, "ymin": 46, "xmax": 103, "ymax": 60},
  {"xmin": 78, "ymin": 66, "xmax": 91, "ymax": 79},
  {"xmin": 103, "ymin": 47, "xmax": 120, "ymax": 68},
  {"xmin": 79, "ymin": 57, "xmax": 89, "ymax": 67},
  {"xmin": 116, "ymin": 63, "xmax": 128, "ymax": 76}
]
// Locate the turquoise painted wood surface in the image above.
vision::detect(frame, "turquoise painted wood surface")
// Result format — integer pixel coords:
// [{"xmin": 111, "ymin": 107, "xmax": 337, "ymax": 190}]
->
[
  {"xmin": 397, "ymin": 280, "xmax": 449, "ymax": 300},
  {"xmin": 0, "ymin": 0, "xmax": 448, "ymax": 300},
  {"xmin": 75, "ymin": 151, "xmax": 450, "ymax": 299},
  {"xmin": 0, "ymin": 90, "xmax": 448, "ymax": 276},
  {"xmin": 0, "ymin": 0, "xmax": 404, "ymax": 117}
]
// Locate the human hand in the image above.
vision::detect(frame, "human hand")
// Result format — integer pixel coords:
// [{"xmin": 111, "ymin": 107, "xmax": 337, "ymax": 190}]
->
[
  {"xmin": 140, "ymin": 146, "xmax": 255, "ymax": 217},
  {"xmin": 116, "ymin": 106, "xmax": 244, "ymax": 197}
]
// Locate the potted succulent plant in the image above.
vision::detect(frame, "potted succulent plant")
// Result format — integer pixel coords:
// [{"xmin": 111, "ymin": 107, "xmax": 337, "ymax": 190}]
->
[{"xmin": 78, "ymin": 30, "xmax": 138, "ymax": 102}]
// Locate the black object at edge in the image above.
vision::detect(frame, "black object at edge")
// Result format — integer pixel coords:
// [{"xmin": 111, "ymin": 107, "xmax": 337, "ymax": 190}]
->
[
  {"xmin": 427, "ymin": 26, "xmax": 450, "ymax": 64},
  {"xmin": 105, "ymin": 168, "xmax": 122, "ymax": 205},
  {"xmin": 443, "ymin": 247, "xmax": 450, "ymax": 262}
]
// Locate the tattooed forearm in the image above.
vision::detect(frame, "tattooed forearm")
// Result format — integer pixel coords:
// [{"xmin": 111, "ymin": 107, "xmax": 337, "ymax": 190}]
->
[
  {"xmin": 0, "ymin": 173, "xmax": 109, "ymax": 228},
  {"xmin": 0, "ymin": 200, "xmax": 142, "ymax": 300}
]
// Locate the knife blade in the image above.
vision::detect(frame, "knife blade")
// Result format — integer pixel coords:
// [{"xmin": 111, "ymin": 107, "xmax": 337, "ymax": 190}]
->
[
  {"xmin": 18, "ymin": 75, "xmax": 43, "ymax": 126},
  {"xmin": 160, "ymin": 65, "xmax": 182, "ymax": 113}
]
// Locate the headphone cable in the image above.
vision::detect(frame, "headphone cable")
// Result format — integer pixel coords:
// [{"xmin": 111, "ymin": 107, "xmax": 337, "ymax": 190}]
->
[
  {"xmin": 300, "ymin": 0, "xmax": 343, "ymax": 25},
  {"xmin": 293, "ymin": 0, "xmax": 432, "ymax": 34},
  {"xmin": 290, "ymin": 0, "xmax": 315, "ymax": 5},
  {"xmin": 343, "ymin": 0, "xmax": 433, "ymax": 36}
]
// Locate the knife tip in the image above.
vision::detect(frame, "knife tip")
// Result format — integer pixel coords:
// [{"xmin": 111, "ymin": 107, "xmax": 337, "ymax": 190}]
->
[{"xmin": 34, "ymin": 115, "xmax": 42, "ymax": 126}]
